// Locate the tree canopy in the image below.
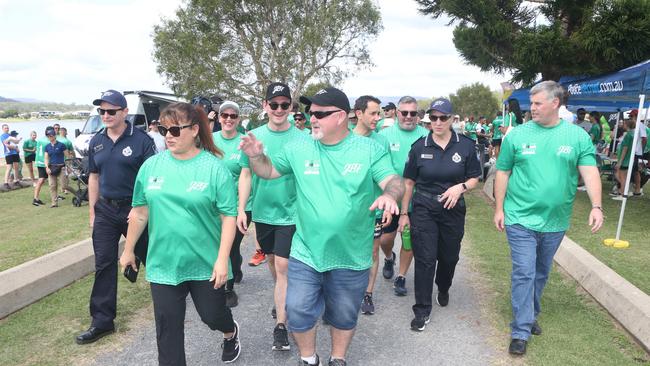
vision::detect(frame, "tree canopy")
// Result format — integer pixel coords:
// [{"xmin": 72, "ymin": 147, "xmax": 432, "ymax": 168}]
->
[
  {"xmin": 414, "ymin": 0, "xmax": 650, "ymax": 86},
  {"xmin": 448, "ymin": 83, "xmax": 500, "ymax": 120},
  {"xmin": 153, "ymin": 0, "xmax": 382, "ymax": 106}
]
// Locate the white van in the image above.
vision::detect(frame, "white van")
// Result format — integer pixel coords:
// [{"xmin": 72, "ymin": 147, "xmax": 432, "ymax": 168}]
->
[{"xmin": 73, "ymin": 90, "xmax": 185, "ymax": 157}]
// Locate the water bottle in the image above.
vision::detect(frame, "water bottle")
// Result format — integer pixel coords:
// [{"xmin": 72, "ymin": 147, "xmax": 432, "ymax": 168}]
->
[{"xmin": 402, "ymin": 225, "xmax": 412, "ymax": 251}]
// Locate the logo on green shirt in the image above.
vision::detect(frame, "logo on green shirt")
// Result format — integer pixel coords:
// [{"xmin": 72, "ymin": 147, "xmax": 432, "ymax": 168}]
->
[
  {"xmin": 390, "ymin": 143, "xmax": 400, "ymax": 151},
  {"xmin": 187, "ymin": 181, "xmax": 209, "ymax": 192},
  {"xmin": 556, "ymin": 146, "xmax": 573, "ymax": 155},
  {"xmin": 304, "ymin": 160, "xmax": 320, "ymax": 175},
  {"xmin": 522, "ymin": 143, "xmax": 537, "ymax": 155},
  {"xmin": 148, "ymin": 176, "xmax": 164, "ymax": 190},
  {"xmin": 342, "ymin": 163, "xmax": 363, "ymax": 175}
]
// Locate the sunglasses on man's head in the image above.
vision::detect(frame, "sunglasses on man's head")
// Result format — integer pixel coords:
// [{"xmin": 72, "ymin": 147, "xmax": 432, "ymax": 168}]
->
[
  {"xmin": 428, "ymin": 115, "xmax": 451, "ymax": 122},
  {"xmin": 158, "ymin": 123, "xmax": 194, "ymax": 137},
  {"xmin": 399, "ymin": 111, "xmax": 418, "ymax": 117},
  {"xmin": 97, "ymin": 108, "xmax": 123, "ymax": 116},
  {"xmin": 311, "ymin": 110, "xmax": 341, "ymax": 120},
  {"xmin": 268, "ymin": 102, "xmax": 291, "ymax": 111},
  {"xmin": 220, "ymin": 113, "xmax": 239, "ymax": 120}
]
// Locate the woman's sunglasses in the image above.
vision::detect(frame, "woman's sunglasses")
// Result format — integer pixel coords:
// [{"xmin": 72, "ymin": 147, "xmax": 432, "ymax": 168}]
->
[
  {"xmin": 158, "ymin": 123, "xmax": 194, "ymax": 137},
  {"xmin": 220, "ymin": 113, "xmax": 239, "ymax": 120},
  {"xmin": 269, "ymin": 102, "xmax": 291, "ymax": 110},
  {"xmin": 97, "ymin": 108, "xmax": 123, "ymax": 116},
  {"xmin": 428, "ymin": 115, "xmax": 451, "ymax": 122}
]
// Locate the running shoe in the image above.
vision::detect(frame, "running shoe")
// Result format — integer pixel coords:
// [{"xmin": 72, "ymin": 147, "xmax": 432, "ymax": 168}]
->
[
  {"xmin": 393, "ymin": 275, "xmax": 407, "ymax": 296},
  {"xmin": 272, "ymin": 323, "xmax": 290, "ymax": 351},
  {"xmin": 36, "ymin": 199, "xmax": 45, "ymax": 205},
  {"xmin": 382, "ymin": 251, "xmax": 396, "ymax": 279},
  {"xmin": 608, "ymin": 191, "xmax": 621, "ymax": 197},
  {"xmin": 299, "ymin": 354, "xmax": 321, "ymax": 366},
  {"xmin": 225, "ymin": 289, "xmax": 238, "ymax": 308},
  {"xmin": 410, "ymin": 316, "xmax": 430, "ymax": 331},
  {"xmin": 32, "ymin": 198, "xmax": 41, "ymax": 206},
  {"xmin": 612, "ymin": 195, "xmax": 625, "ymax": 201},
  {"xmin": 361, "ymin": 293, "xmax": 375, "ymax": 315},
  {"xmin": 249, "ymin": 249, "xmax": 267, "ymax": 266},
  {"xmin": 328, "ymin": 358, "xmax": 347, "ymax": 366},
  {"xmin": 221, "ymin": 320, "xmax": 241, "ymax": 363},
  {"xmin": 436, "ymin": 291, "xmax": 449, "ymax": 307}
]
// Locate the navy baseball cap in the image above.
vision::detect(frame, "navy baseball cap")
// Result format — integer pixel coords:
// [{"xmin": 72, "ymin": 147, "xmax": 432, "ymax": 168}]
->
[
  {"xmin": 265, "ymin": 82, "xmax": 291, "ymax": 101},
  {"xmin": 300, "ymin": 87, "xmax": 350, "ymax": 113},
  {"xmin": 383, "ymin": 102, "xmax": 396, "ymax": 111},
  {"xmin": 426, "ymin": 98, "xmax": 453, "ymax": 115},
  {"xmin": 93, "ymin": 89, "xmax": 127, "ymax": 109},
  {"xmin": 45, "ymin": 126, "xmax": 56, "ymax": 136}
]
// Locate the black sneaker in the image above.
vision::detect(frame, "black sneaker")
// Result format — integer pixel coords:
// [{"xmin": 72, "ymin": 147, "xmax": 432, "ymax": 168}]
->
[
  {"xmin": 271, "ymin": 306, "xmax": 277, "ymax": 319},
  {"xmin": 361, "ymin": 293, "xmax": 375, "ymax": 315},
  {"xmin": 531, "ymin": 320, "xmax": 542, "ymax": 335},
  {"xmin": 225, "ymin": 290, "xmax": 238, "ymax": 308},
  {"xmin": 272, "ymin": 323, "xmax": 290, "ymax": 351},
  {"xmin": 222, "ymin": 320, "xmax": 241, "ymax": 363},
  {"xmin": 233, "ymin": 271, "xmax": 243, "ymax": 283},
  {"xmin": 299, "ymin": 354, "xmax": 321, "ymax": 366},
  {"xmin": 328, "ymin": 358, "xmax": 347, "ymax": 366},
  {"xmin": 436, "ymin": 291, "xmax": 449, "ymax": 307},
  {"xmin": 382, "ymin": 251, "xmax": 396, "ymax": 279},
  {"xmin": 36, "ymin": 199, "xmax": 45, "ymax": 205},
  {"xmin": 57, "ymin": 195, "xmax": 65, "ymax": 200},
  {"xmin": 410, "ymin": 316, "xmax": 430, "ymax": 331},
  {"xmin": 508, "ymin": 338, "xmax": 527, "ymax": 355},
  {"xmin": 393, "ymin": 275, "xmax": 407, "ymax": 296},
  {"xmin": 32, "ymin": 199, "xmax": 41, "ymax": 206}
]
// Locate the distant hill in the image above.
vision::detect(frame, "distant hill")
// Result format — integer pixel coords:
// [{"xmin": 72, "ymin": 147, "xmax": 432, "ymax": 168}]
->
[
  {"xmin": 0, "ymin": 96, "xmax": 18, "ymax": 102},
  {"xmin": 13, "ymin": 97, "xmax": 46, "ymax": 103}
]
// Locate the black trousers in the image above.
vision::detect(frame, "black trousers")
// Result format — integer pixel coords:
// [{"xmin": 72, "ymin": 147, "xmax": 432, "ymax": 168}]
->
[
  {"xmin": 90, "ymin": 200, "xmax": 148, "ymax": 329},
  {"xmin": 226, "ymin": 211, "xmax": 251, "ymax": 290},
  {"xmin": 150, "ymin": 281, "xmax": 235, "ymax": 366},
  {"xmin": 410, "ymin": 192, "xmax": 466, "ymax": 318}
]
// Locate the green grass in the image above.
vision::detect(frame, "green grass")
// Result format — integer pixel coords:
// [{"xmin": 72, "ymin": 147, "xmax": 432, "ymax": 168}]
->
[
  {"xmin": 0, "ymin": 272, "xmax": 152, "ymax": 366},
  {"xmin": 567, "ymin": 179, "xmax": 650, "ymax": 295},
  {"xmin": 0, "ymin": 165, "xmax": 91, "ymax": 271},
  {"xmin": 463, "ymin": 191, "xmax": 650, "ymax": 365}
]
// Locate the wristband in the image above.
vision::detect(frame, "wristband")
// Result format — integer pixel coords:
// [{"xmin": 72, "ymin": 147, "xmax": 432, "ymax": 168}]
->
[
  {"xmin": 592, "ymin": 206, "xmax": 603, "ymax": 211},
  {"xmin": 399, "ymin": 212, "xmax": 408, "ymax": 216},
  {"xmin": 461, "ymin": 183, "xmax": 468, "ymax": 191}
]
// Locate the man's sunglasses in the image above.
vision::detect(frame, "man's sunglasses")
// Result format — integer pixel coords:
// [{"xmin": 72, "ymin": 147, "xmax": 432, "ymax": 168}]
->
[
  {"xmin": 220, "ymin": 113, "xmax": 239, "ymax": 120},
  {"xmin": 294, "ymin": 117, "xmax": 305, "ymax": 121},
  {"xmin": 97, "ymin": 108, "xmax": 123, "ymax": 116},
  {"xmin": 269, "ymin": 102, "xmax": 291, "ymax": 110},
  {"xmin": 311, "ymin": 110, "xmax": 341, "ymax": 120},
  {"xmin": 428, "ymin": 115, "xmax": 451, "ymax": 122},
  {"xmin": 158, "ymin": 123, "xmax": 194, "ymax": 137},
  {"xmin": 399, "ymin": 111, "xmax": 418, "ymax": 117}
]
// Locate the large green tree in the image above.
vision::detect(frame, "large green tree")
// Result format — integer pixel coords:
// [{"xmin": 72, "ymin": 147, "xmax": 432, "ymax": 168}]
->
[
  {"xmin": 153, "ymin": 0, "xmax": 382, "ymax": 105},
  {"xmin": 448, "ymin": 83, "xmax": 500, "ymax": 120},
  {"xmin": 414, "ymin": 0, "xmax": 650, "ymax": 85}
]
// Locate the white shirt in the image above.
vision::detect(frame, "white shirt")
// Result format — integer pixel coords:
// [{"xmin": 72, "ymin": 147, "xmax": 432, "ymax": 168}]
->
[
  {"xmin": 634, "ymin": 122, "xmax": 647, "ymax": 156},
  {"xmin": 148, "ymin": 131, "xmax": 167, "ymax": 153}
]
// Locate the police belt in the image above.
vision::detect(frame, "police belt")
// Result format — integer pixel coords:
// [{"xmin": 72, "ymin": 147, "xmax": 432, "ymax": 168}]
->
[
  {"xmin": 415, "ymin": 190, "xmax": 464, "ymax": 201},
  {"xmin": 100, "ymin": 196, "xmax": 132, "ymax": 207}
]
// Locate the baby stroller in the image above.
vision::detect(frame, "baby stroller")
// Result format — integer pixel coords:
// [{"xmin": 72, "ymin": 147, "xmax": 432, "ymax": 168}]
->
[{"xmin": 65, "ymin": 157, "xmax": 89, "ymax": 207}]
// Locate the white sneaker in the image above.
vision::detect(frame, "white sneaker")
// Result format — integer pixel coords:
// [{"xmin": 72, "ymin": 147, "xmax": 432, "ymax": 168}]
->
[
  {"xmin": 577, "ymin": 186, "xmax": 587, "ymax": 191},
  {"xmin": 612, "ymin": 195, "xmax": 625, "ymax": 201}
]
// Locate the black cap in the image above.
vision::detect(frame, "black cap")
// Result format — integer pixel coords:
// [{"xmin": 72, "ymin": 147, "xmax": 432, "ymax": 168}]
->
[
  {"xmin": 93, "ymin": 89, "xmax": 127, "ymax": 109},
  {"xmin": 266, "ymin": 82, "xmax": 291, "ymax": 101},
  {"xmin": 45, "ymin": 126, "xmax": 56, "ymax": 136},
  {"xmin": 383, "ymin": 102, "xmax": 396, "ymax": 111},
  {"xmin": 9, "ymin": 130, "xmax": 18, "ymax": 137},
  {"xmin": 300, "ymin": 87, "xmax": 350, "ymax": 113}
]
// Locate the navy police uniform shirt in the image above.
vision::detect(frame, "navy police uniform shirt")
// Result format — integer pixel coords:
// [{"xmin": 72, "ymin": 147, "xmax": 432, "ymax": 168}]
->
[
  {"xmin": 403, "ymin": 131, "xmax": 481, "ymax": 196},
  {"xmin": 45, "ymin": 141, "xmax": 67, "ymax": 165},
  {"xmin": 88, "ymin": 121, "xmax": 156, "ymax": 199}
]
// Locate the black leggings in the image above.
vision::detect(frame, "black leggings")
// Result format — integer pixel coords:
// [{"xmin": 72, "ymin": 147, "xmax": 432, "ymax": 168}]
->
[
  {"xmin": 227, "ymin": 211, "xmax": 251, "ymax": 290},
  {"xmin": 150, "ymin": 280, "xmax": 235, "ymax": 366}
]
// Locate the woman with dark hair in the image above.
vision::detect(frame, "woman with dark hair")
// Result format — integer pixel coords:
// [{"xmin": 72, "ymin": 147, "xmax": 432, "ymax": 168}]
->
[
  {"xmin": 120, "ymin": 102, "xmax": 241, "ymax": 364},
  {"xmin": 589, "ymin": 111, "xmax": 605, "ymax": 152},
  {"xmin": 505, "ymin": 99, "xmax": 523, "ymax": 129}
]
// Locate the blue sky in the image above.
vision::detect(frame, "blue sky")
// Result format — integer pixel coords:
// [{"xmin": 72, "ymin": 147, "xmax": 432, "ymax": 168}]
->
[{"xmin": 0, "ymin": 0, "xmax": 510, "ymax": 104}]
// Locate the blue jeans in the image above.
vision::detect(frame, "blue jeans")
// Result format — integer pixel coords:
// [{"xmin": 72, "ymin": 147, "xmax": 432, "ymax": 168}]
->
[
  {"xmin": 505, "ymin": 224, "xmax": 565, "ymax": 340},
  {"xmin": 286, "ymin": 258, "xmax": 369, "ymax": 332}
]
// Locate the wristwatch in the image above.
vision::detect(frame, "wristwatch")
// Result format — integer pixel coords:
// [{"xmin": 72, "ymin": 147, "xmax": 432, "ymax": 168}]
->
[{"xmin": 461, "ymin": 183, "xmax": 468, "ymax": 191}]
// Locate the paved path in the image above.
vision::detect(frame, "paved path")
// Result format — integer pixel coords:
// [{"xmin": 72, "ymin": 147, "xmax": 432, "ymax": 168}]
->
[{"xmin": 94, "ymin": 232, "xmax": 500, "ymax": 365}]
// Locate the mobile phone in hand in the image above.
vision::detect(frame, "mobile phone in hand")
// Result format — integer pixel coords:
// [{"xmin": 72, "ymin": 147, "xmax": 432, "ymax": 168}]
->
[{"xmin": 123, "ymin": 256, "xmax": 141, "ymax": 283}]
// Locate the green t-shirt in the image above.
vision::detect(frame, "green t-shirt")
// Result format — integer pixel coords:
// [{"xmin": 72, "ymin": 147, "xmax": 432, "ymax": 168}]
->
[
  {"xmin": 57, "ymin": 136, "xmax": 73, "ymax": 151},
  {"xmin": 239, "ymin": 123, "xmax": 305, "ymax": 225},
  {"xmin": 503, "ymin": 112, "xmax": 517, "ymax": 128},
  {"xmin": 492, "ymin": 117, "xmax": 504, "ymax": 140},
  {"xmin": 22, "ymin": 139, "xmax": 37, "ymax": 157},
  {"xmin": 376, "ymin": 117, "xmax": 397, "ymax": 132},
  {"xmin": 601, "ymin": 117, "xmax": 612, "ymax": 144},
  {"xmin": 212, "ymin": 131, "xmax": 253, "ymax": 211},
  {"xmin": 619, "ymin": 131, "xmax": 634, "ymax": 167},
  {"xmin": 34, "ymin": 137, "xmax": 49, "ymax": 168},
  {"xmin": 353, "ymin": 129, "xmax": 391, "ymax": 219},
  {"xmin": 379, "ymin": 124, "xmax": 429, "ymax": 176},
  {"xmin": 465, "ymin": 121, "xmax": 478, "ymax": 140},
  {"xmin": 589, "ymin": 123, "xmax": 602, "ymax": 144},
  {"xmin": 645, "ymin": 127, "xmax": 650, "ymax": 154},
  {"xmin": 274, "ymin": 132, "xmax": 396, "ymax": 271},
  {"xmin": 132, "ymin": 150, "xmax": 238, "ymax": 285},
  {"xmin": 496, "ymin": 120, "xmax": 596, "ymax": 232}
]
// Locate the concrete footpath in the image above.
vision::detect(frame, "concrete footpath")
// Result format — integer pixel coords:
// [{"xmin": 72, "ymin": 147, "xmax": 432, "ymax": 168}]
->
[{"xmin": 93, "ymin": 233, "xmax": 501, "ymax": 365}]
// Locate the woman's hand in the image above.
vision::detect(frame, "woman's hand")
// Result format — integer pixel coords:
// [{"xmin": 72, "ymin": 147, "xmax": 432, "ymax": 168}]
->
[
  {"xmin": 210, "ymin": 258, "xmax": 229, "ymax": 289},
  {"xmin": 439, "ymin": 184, "xmax": 465, "ymax": 209}
]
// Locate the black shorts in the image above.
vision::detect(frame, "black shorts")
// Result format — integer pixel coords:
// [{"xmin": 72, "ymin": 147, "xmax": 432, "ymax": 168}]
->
[
  {"xmin": 382, "ymin": 214, "xmax": 401, "ymax": 234},
  {"xmin": 37, "ymin": 167, "xmax": 48, "ymax": 179},
  {"xmin": 25, "ymin": 154, "xmax": 35, "ymax": 164},
  {"xmin": 255, "ymin": 222, "xmax": 295, "ymax": 258},
  {"xmin": 5, "ymin": 154, "xmax": 19, "ymax": 165},
  {"xmin": 492, "ymin": 139, "xmax": 502, "ymax": 147}
]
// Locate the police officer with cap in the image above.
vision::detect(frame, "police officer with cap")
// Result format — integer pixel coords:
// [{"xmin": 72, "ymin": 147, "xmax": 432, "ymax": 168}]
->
[
  {"xmin": 399, "ymin": 97, "xmax": 481, "ymax": 332},
  {"xmin": 76, "ymin": 89, "xmax": 156, "ymax": 344}
]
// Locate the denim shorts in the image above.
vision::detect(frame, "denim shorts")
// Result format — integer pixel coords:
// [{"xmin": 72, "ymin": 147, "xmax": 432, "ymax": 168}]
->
[{"xmin": 286, "ymin": 258, "xmax": 369, "ymax": 332}]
